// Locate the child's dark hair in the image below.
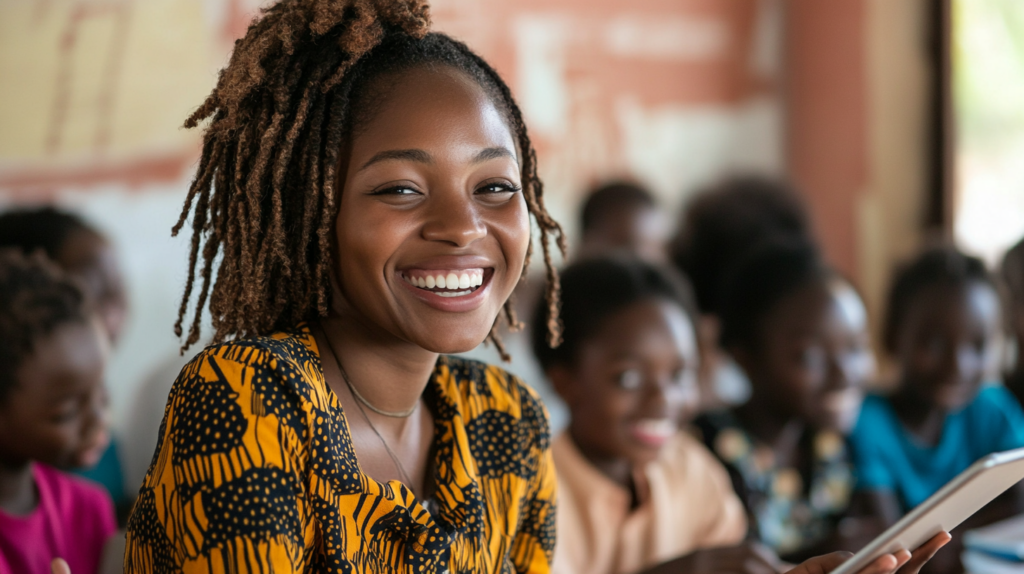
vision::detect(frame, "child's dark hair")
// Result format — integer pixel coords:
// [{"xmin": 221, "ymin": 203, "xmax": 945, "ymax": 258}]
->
[
  {"xmin": 718, "ymin": 238, "xmax": 830, "ymax": 350},
  {"xmin": 0, "ymin": 207, "xmax": 95, "ymax": 260},
  {"xmin": 531, "ymin": 255, "xmax": 697, "ymax": 370},
  {"xmin": 884, "ymin": 245, "xmax": 996, "ymax": 353},
  {"xmin": 0, "ymin": 250, "xmax": 88, "ymax": 402},
  {"xmin": 580, "ymin": 181, "xmax": 656, "ymax": 234},
  {"xmin": 670, "ymin": 176, "xmax": 813, "ymax": 317},
  {"xmin": 1002, "ymin": 237, "xmax": 1024, "ymax": 303},
  {"xmin": 174, "ymin": 0, "xmax": 565, "ymax": 356}
]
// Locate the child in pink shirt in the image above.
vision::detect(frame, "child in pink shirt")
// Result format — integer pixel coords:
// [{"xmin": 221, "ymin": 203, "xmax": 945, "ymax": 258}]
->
[{"xmin": 0, "ymin": 250, "xmax": 116, "ymax": 574}]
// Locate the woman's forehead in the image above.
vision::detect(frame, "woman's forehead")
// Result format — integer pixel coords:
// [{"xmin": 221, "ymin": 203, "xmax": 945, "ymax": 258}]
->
[{"xmin": 349, "ymin": 67, "xmax": 516, "ymax": 156}]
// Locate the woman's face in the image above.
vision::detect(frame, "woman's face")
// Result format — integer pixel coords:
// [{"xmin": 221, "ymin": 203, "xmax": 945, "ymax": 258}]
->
[
  {"xmin": 740, "ymin": 278, "xmax": 872, "ymax": 434},
  {"xmin": 334, "ymin": 66, "xmax": 529, "ymax": 353}
]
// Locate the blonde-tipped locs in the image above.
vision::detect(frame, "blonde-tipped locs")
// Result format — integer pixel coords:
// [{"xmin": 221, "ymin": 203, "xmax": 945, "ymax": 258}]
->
[{"xmin": 173, "ymin": 0, "xmax": 565, "ymax": 356}]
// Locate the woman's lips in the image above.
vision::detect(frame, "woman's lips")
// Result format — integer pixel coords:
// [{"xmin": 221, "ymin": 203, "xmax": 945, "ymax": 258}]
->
[{"xmin": 396, "ymin": 268, "xmax": 494, "ymax": 312}]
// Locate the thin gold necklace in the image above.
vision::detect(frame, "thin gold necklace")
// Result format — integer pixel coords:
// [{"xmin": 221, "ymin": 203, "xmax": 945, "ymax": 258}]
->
[{"xmin": 320, "ymin": 327, "xmax": 415, "ymax": 487}]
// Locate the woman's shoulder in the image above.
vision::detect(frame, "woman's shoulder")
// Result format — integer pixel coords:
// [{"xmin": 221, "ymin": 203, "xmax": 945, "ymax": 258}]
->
[
  {"xmin": 441, "ymin": 355, "xmax": 547, "ymax": 420},
  {"xmin": 188, "ymin": 324, "xmax": 317, "ymax": 370},
  {"xmin": 178, "ymin": 324, "xmax": 321, "ymax": 391}
]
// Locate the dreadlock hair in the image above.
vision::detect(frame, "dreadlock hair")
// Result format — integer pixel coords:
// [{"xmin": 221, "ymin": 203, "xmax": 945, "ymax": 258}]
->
[
  {"xmin": 0, "ymin": 207, "xmax": 97, "ymax": 262},
  {"xmin": 0, "ymin": 249, "xmax": 89, "ymax": 403},
  {"xmin": 173, "ymin": 0, "xmax": 566, "ymax": 357},
  {"xmin": 883, "ymin": 244, "xmax": 996, "ymax": 354}
]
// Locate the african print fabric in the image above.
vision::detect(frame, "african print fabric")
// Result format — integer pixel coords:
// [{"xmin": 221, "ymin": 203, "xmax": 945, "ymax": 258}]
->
[
  {"xmin": 124, "ymin": 324, "xmax": 556, "ymax": 573},
  {"xmin": 695, "ymin": 411, "xmax": 853, "ymax": 560}
]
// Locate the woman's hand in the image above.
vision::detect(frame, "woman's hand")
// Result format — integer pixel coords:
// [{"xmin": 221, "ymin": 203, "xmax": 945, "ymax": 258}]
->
[
  {"xmin": 51, "ymin": 558, "xmax": 71, "ymax": 574},
  {"xmin": 785, "ymin": 533, "xmax": 951, "ymax": 574}
]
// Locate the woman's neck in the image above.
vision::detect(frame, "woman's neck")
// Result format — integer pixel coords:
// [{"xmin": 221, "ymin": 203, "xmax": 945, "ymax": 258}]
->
[
  {"xmin": 318, "ymin": 312, "xmax": 439, "ymax": 416},
  {"xmin": 889, "ymin": 387, "xmax": 948, "ymax": 446},
  {"xmin": 734, "ymin": 400, "xmax": 805, "ymax": 467},
  {"xmin": 0, "ymin": 458, "xmax": 37, "ymax": 516}
]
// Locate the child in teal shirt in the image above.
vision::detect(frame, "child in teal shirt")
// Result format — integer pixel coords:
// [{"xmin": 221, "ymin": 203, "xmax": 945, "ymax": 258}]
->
[{"xmin": 850, "ymin": 246, "xmax": 1024, "ymax": 573}]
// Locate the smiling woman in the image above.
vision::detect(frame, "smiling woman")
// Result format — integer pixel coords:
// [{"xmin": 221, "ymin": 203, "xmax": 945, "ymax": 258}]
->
[
  {"xmin": 121, "ymin": 1, "xmax": 565, "ymax": 572},
  {"xmin": 119, "ymin": 1, "xmax": 952, "ymax": 573}
]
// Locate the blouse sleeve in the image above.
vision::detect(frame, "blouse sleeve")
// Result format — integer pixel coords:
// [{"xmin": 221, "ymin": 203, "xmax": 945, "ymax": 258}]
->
[
  {"xmin": 123, "ymin": 343, "xmax": 312, "ymax": 573},
  {"xmin": 509, "ymin": 384, "xmax": 558, "ymax": 574}
]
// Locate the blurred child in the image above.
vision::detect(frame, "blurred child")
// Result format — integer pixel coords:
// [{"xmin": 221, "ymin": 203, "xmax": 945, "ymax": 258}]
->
[
  {"xmin": 0, "ymin": 208, "xmax": 128, "ymax": 506},
  {"xmin": 1000, "ymin": 237, "xmax": 1024, "ymax": 407},
  {"xmin": 0, "ymin": 208, "xmax": 127, "ymax": 345},
  {"xmin": 850, "ymin": 246, "xmax": 1024, "ymax": 573},
  {"xmin": 0, "ymin": 250, "xmax": 116, "ymax": 574},
  {"xmin": 696, "ymin": 239, "xmax": 875, "ymax": 561},
  {"xmin": 533, "ymin": 256, "xmax": 779, "ymax": 574},
  {"xmin": 577, "ymin": 181, "xmax": 668, "ymax": 262},
  {"xmin": 670, "ymin": 176, "xmax": 815, "ymax": 409}
]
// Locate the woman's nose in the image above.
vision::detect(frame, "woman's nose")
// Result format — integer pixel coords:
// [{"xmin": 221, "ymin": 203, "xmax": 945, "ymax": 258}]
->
[{"xmin": 421, "ymin": 188, "xmax": 487, "ymax": 247}]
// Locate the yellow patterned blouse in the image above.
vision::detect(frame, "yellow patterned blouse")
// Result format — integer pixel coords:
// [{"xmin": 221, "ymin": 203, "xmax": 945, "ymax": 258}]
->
[{"xmin": 124, "ymin": 324, "xmax": 557, "ymax": 573}]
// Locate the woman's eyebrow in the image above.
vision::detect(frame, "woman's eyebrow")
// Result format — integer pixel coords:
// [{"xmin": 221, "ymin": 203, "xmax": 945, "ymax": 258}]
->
[
  {"xmin": 473, "ymin": 147, "xmax": 515, "ymax": 163},
  {"xmin": 359, "ymin": 149, "xmax": 433, "ymax": 170},
  {"xmin": 359, "ymin": 146, "xmax": 515, "ymax": 171}
]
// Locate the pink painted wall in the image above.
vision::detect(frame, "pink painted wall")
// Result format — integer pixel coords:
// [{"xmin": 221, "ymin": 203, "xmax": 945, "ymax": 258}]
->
[{"xmin": 0, "ymin": 0, "xmax": 786, "ymax": 436}]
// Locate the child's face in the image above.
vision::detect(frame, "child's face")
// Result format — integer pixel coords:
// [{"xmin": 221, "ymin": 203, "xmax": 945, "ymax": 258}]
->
[
  {"xmin": 741, "ymin": 278, "xmax": 871, "ymax": 434},
  {"xmin": 57, "ymin": 230, "xmax": 128, "ymax": 345},
  {"xmin": 896, "ymin": 281, "xmax": 1000, "ymax": 410},
  {"xmin": 582, "ymin": 205, "xmax": 667, "ymax": 262},
  {"xmin": 0, "ymin": 319, "xmax": 110, "ymax": 469},
  {"xmin": 553, "ymin": 299, "xmax": 699, "ymax": 469},
  {"xmin": 334, "ymin": 66, "xmax": 529, "ymax": 353}
]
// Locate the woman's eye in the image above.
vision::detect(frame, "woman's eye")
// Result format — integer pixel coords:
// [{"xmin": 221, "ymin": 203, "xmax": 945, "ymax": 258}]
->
[
  {"xmin": 476, "ymin": 182, "xmax": 521, "ymax": 195},
  {"xmin": 371, "ymin": 185, "xmax": 421, "ymax": 196},
  {"xmin": 616, "ymin": 369, "xmax": 643, "ymax": 390}
]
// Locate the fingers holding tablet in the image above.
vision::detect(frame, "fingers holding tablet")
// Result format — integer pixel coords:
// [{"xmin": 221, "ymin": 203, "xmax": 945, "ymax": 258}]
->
[
  {"xmin": 784, "ymin": 532, "xmax": 950, "ymax": 574},
  {"xmin": 893, "ymin": 532, "xmax": 952, "ymax": 574}
]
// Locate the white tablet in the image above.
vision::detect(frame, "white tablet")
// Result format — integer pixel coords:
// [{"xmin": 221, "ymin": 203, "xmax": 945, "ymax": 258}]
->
[{"xmin": 830, "ymin": 447, "xmax": 1024, "ymax": 574}]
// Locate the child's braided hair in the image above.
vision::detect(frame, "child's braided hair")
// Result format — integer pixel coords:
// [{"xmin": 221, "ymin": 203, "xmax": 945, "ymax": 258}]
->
[
  {"xmin": 173, "ymin": 0, "xmax": 566, "ymax": 356},
  {"xmin": 0, "ymin": 250, "xmax": 88, "ymax": 402}
]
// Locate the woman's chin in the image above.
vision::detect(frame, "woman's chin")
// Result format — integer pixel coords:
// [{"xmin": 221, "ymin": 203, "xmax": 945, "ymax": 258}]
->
[{"xmin": 419, "ymin": 333, "xmax": 493, "ymax": 356}]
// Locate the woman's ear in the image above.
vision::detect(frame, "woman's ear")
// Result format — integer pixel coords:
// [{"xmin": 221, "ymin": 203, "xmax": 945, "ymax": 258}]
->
[{"xmin": 546, "ymin": 364, "xmax": 579, "ymax": 407}]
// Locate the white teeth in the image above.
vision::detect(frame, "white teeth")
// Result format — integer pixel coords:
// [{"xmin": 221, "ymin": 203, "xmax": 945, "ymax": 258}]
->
[
  {"xmin": 437, "ymin": 290, "xmax": 472, "ymax": 297},
  {"xmin": 403, "ymin": 270, "xmax": 486, "ymax": 291}
]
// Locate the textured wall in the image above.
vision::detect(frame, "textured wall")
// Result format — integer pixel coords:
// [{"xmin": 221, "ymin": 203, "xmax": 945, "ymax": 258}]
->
[{"xmin": 0, "ymin": 0, "xmax": 784, "ymax": 443}]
